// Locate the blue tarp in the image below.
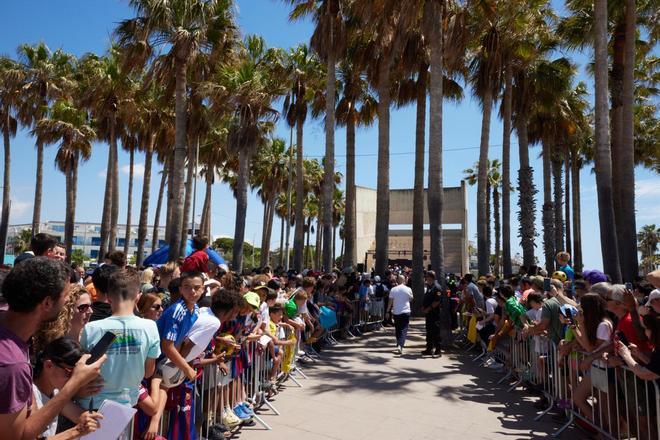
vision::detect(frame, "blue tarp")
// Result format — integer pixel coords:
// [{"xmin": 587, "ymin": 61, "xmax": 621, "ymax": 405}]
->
[{"xmin": 143, "ymin": 239, "xmax": 226, "ymax": 267}]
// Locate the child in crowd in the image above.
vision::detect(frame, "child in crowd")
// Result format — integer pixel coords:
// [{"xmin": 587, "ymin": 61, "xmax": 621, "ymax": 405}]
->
[
  {"xmin": 79, "ymin": 268, "xmax": 161, "ymax": 409},
  {"xmin": 267, "ymin": 304, "xmax": 295, "ymax": 392}
]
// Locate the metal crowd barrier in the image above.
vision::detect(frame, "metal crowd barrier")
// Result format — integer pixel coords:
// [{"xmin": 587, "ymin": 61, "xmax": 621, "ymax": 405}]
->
[{"xmin": 482, "ymin": 332, "xmax": 660, "ymax": 439}]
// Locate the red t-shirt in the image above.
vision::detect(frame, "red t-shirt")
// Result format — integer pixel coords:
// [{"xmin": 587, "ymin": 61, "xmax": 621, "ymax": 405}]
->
[
  {"xmin": 180, "ymin": 250, "xmax": 209, "ymax": 273},
  {"xmin": 616, "ymin": 313, "xmax": 654, "ymax": 352}
]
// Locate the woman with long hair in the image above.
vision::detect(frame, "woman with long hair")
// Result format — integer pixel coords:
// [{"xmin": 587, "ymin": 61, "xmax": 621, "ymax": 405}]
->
[
  {"xmin": 571, "ymin": 293, "xmax": 613, "ymax": 419},
  {"xmin": 136, "ymin": 293, "xmax": 163, "ymax": 321},
  {"xmin": 33, "ymin": 285, "xmax": 92, "ymax": 354}
]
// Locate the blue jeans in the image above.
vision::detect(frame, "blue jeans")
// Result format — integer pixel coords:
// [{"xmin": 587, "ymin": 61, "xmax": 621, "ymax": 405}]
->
[{"xmin": 393, "ymin": 313, "xmax": 410, "ymax": 347}]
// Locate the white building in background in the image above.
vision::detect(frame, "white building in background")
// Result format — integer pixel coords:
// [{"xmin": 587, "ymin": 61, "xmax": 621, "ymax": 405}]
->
[{"xmin": 4, "ymin": 221, "xmax": 199, "ymax": 260}]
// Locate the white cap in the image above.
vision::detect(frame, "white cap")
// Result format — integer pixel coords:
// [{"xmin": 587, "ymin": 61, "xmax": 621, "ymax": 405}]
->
[{"xmin": 646, "ymin": 289, "xmax": 660, "ymax": 306}]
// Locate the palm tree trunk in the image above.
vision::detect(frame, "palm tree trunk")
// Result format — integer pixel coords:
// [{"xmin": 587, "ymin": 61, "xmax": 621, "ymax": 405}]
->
[
  {"xmin": 493, "ymin": 186, "xmax": 500, "ymax": 277},
  {"xmin": 109, "ymin": 136, "xmax": 119, "ymax": 252},
  {"xmin": 232, "ymin": 148, "xmax": 250, "ymax": 272},
  {"xmin": 279, "ymin": 214, "xmax": 285, "ymax": 267},
  {"xmin": 292, "ymin": 117, "xmax": 305, "ymax": 272},
  {"xmin": 620, "ymin": 0, "xmax": 638, "ymax": 281},
  {"xmin": 305, "ymin": 218, "xmax": 311, "ymax": 268},
  {"xmin": 123, "ymin": 148, "xmax": 134, "ymax": 256},
  {"xmin": 374, "ymin": 62, "xmax": 391, "ymax": 276},
  {"xmin": 98, "ymin": 120, "xmax": 115, "ymax": 262},
  {"xmin": 63, "ymin": 155, "xmax": 74, "ymax": 263},
  {"xmin": 413, "ymin": 65, "xmax": 427, "ymax": 312},
  {"xmin": 564, "ymin": 148, "xmax": 572, "ymax": 256},
  {"xmin": 180, "ymin": 134, "xmax": 197, "ymax": 256},
  {"xmin": 502, "ymin": 63, "xmax": 513, "ymax": 276},
  {"xmin": 168, "ymin": 57, "xmax": 188, "ymax": 262},
  {"xmin": 333, "ymin": 224, "xmax": 337, "ymax": 264},
  {"xmin": 571, "ymin": 150, "xmax": 583, "ymax": 272},
  {"xmin": 517, "ymin": 117, "xmax": 536, "ymax": 269},
  {"xmin": 0, "ymin": 113, "xmax": 11, "ymax": 263},
  {"xmin": 542, "ymin": 140, "xmax": 555, "ymax": 272},
  {"xmin": 136, "ymin": 136, "xmax": 154, "ymax": 266},
  {"xmin": 428, "ymin": 0, "xmax": 445, "ymax": 283},
  {"xmin": 199, "ymin": 170, "xmax": 212, "ymax": 239},
  {"xmin": 322, "ymin": 36, "xmax": 336, "ymax": 271},
  {"xmin": 260, "ymin": 194, "xmax": 276, "ymax": 267},
  {"xmin": 31, "ymin": 141, "xmax": 44, "ymax": 236},
  {"xmin": 552, "ymin": 157, "xmax": 564, "ymax": 254},
  {"xmin": 165, "ymin": 152, "xmax": 175, "ymax": 244},
  {"xmin": 152, "ymin": 163, "xmax": 168, "ymax": 253},
  {"xmin": 315, "ymin": 217, "xmax": 322, "ymax": 269},
  {"xmin": 594, "ymin": 0, "xmax": 622, "ymax": 282},
  {"xmin": 476, "ymin": 88, "xmax": 493, "ymax": 275},
  {"xmin": 260, "ymin": 199, "xmax": 269, "ymax": 266},
  {"xmin": 486, "ymin": 180, "xmax": 491, "ymax": 263},
  {"xmin": 343, "ymin": 115, "xmax": 357, "ymax": 269},
  {"xmin": 611, "ymin": 19, "xmax": 626, "ymax": 278}
]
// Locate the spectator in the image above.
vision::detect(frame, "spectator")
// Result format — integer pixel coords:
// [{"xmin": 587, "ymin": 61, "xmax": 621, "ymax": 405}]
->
[
  {"xmin": 103, "ymin": 250, "xmax": 127, "ymax": 268},
  {"xmin": 180, "ymin": 236, "xmax": 210, "ymax": 274},
  {"xmin": 32, "ymin": 338, "xmax": 103, "ymax": 438},
  {"xmin": 140, "ymin": 267, "xmax": 155, "ymax": 294},
  {"xmin": 0, "ymin": 257, "xmax": 104, "ymax": 439},
  {"xmin": 422, "ymin": 271, "xmax": 442, "ymax": 357},
  {"xmin": 526, "ymin": 280, "xmax": 563, "ymax": 345},
  {"xmin": 615, "ymin": 313, "xmax": 660, "ymax": 380},
  {"xmin": 645, "ymin": 289, "xmax": 660, "ymax": 315},
  {"xmin": 14, "ymin": 233, "xmax": 59, "ymax": 265},
  {"xmin": 155, "ymin": 262, "xmax": 179, "ymax": 307},
  {"xmin": 89, "ymin": 265, "xmax": 118, "ymax": 322},
  {"xmin": 79, "ymin": 268, "xmax": 161, "ymax": 409},
  {"xmin": 555, "ymin": 251, "xmax": 575, "ymax": 281},
  {"xmin": 464, "ymin": 273, "xmax": 485, "ymax": 310},
  {"xmin": 137, "ymin": 293, "xmax": 164, "ymax": 321},
  {"xmin": 386, "ymin": 274, "xmax": 413, "ymax": 355}
]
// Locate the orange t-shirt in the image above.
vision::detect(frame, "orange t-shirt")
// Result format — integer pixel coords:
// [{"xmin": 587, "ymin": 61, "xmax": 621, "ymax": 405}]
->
[{"xmin": 86, "ymin": 283, "xmax": 98, "ymax": 302}]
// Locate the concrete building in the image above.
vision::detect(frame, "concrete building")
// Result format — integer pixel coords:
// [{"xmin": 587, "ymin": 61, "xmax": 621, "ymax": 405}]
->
[
  {"xmin": 5, "ymin": 221, "xmax": 179, "ymax": 260},
  {"xmin": 355, "ymin": 182, "xmax": 469, "ymax": 274}
]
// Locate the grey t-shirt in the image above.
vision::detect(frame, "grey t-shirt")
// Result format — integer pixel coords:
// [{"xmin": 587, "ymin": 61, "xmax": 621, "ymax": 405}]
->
[
  {"xmin": 468, "ymin": 282, "xmax": 485, "ymax": 310},
  {"xmin": 541, "ymin": 296, "xmax": 563, "ymax": 344}
]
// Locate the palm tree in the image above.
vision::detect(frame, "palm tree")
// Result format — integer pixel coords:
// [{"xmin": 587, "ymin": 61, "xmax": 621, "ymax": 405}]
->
[
  {"xmin": 11, "ymin": 228, "xmax": 32, "ymax": 255},
  {"xmin": 206, "ymin": 36, "xmax": 283, "ymax": 271},
  {"xmin": 0, "ymin": 57, "xmax": 22, "ymax": 264},
  {"xmin": 334, "ymin": 52, "xmax": 377, "ymax": 269},
  {"xmin": 117, "ymin": 0, "xmax": 236, "ymax": 262},
  {"xmin": 33, "ymin": 100, "xmax": 94, "ymax": 261},
  {"xmin": 282, "ymin": 44, "xmax": 324, "ymax": 272},
  {"xmin": 593, "ymin": 0, "xmax": 621, "ymax": 281},
  {"xmin": 637, "ymin": 224, "xmax": 659, "ymax": 273},
  {"xmin": 17, "ymin": 44, "xmax": 74, "ymax": 238},
  {"xmin": 468, "ymin": 3, "xmax": 503, "ymax": 275}
]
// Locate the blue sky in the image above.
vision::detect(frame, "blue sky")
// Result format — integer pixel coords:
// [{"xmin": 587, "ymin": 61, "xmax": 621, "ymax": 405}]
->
[{"xmin": 0, "ymin": 0, "xmax": 658, "ymax": 270}]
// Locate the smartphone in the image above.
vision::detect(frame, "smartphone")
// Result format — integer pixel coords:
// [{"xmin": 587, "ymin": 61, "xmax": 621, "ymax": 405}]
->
[
  {"xmin": 616, "ymin": 330, "xmax": 629, "ymax": 346},
  {"xmin": 564, "ymin": 308, "xmax": 573, "ymax": 324},
  {"xmin": 86, "ymin": 331, "xmax": 116, "ymax": 364},
  {"xmin": 543, "ymin": 277, "xmax": 551, "ymax": 292},
  {"xmin": 625, "ymin": 282, "xmax": 633, "ymax": 290}
]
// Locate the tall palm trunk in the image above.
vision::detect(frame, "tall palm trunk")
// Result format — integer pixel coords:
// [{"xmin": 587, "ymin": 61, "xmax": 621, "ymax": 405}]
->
[
  {"xmin": 594, "ymin": 0, "xmax": 622, "ymax": 282},
  {"xmin": 501, "ymin": 64, "xmax": 513, "ymax": 276},
  {"xmin": 260, "ymin": 193, "xmax": 276, "ymax": 267},
  {"xmin": 517, "ymin": 117, "xmax": 536, "ymax": 269},
  {"xmin": 486, "ymin": 180, "xmax": 491, "ymax": 262},
  {"xmin": 168, "ymin": 57, "xmax": 188, "ymax": 262},
  {"xmin": 552, "ymin": 157, "xmax": 564, "ymax": 254},
  {"xmin": 152, "ymin": 164, "xmax": 168, "ymax": 253},
  {"xmin": 292, "ymin": 116, "xmax": 305, "ymax": 272},
  {"xmin": 322, "ymin": 39, "xmax": 336, "ymax": 271},
  {"xmin": 374, "ymin": 62, "xmax": 391, "ymax": 276},
  {"xmin": 165, "ymin": 152, "xmax": 175, "ymax": 243},
  {"xmin": 542, "ymin": 140, "xmax": 555, "ymax": 272},
  {"xmin": 199, "ymin": 170, "xmax": 212, "ymax": 239},
  {"xmin": 0, "ymin": 111, "xmax": 11, "ymax": 263},
  {"xmin": 305, "ymin": 219, "xmax": 311, "ymax": 268},
  {"xmin": 279, "ymin": 215, "xmax": 285, "ymax": 267},
  {"xmin": 412, "ymin": 66, "xmax": 427, "ymax": 312},
  {"xmin": 109, "ymin": 137, "xmax": 119, "ymax": 252},
  {"xmin": 428, "ymin": 0, "xmax": 445, "ymax": 283},
  {"xmin": 571, "ymin": 149, "xmax": 582, "ymax": 271},
  {"xmin": 232, "ymin": 149, "xmax": 250, "ymax": 272},
  {"xmin": 564, "ymin": 148, "xmax": 572, "ymax": 256},
  {"xmin": 315, "ymin": 217, "xmax": 322, "ymax": 269},
  {"xmin": 98, "ymin": 119, "xmax": 115, "ymax": 262},
  {"xmin": 63, "ymin": 155, "xmax": 75, "ymax": 262},
  {"xmin": 343, "ymin": 115, "xmax": 356, "ymax": 268},
  {"xmin": 180, "ymin": 135, "xmax": 198, "ymax": 256},
  {"xmin": 493, "ymin": 185, "xmax": 500, "ymax": 277},
  {"xmin": 123, "ymin": 148, "xmax": 135, "ymax": 256},
  {"xmin": 31, "ymin": 142, "xmax": 44, "ymax": 236},
  {"xmin": 136, "ymin": 136, "xmax": 154, "ymax": 267},
  {"xmin": 476, "ymin": 88, "xmax": 493, "ymax": 275},
  {"xmin": 620, "ymin": 0, "xmax": 637, "ymax": 281},
  {"xmin": 333, "ymin": 224, "xmax": 337, "ymax": 263}
]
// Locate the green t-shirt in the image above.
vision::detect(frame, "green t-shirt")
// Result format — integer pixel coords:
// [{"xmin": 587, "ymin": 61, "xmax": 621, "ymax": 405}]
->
[{"xmin": 541, "ymin": 297, "xmax": 563, "ymax": 344}]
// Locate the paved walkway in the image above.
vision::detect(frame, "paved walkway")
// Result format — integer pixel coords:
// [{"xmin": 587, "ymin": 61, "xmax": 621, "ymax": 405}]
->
[{"xmin": 243, "ymin": 320, "xmax": 578, "ymax": 440}]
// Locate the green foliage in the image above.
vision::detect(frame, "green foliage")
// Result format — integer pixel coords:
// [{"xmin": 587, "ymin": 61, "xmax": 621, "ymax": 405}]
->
[
  {"xmin": 11, "ymin": 228, "xmax": 33, "ymax": 255},
  {"xmin": 70, "ymin": 248, "xmax": 86, "ymax": 266}
]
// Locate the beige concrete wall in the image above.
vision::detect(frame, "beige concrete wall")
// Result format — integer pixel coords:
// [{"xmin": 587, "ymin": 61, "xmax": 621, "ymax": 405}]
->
[{"xmin": 355, "ymin": 183, "xmax": 469, "ymax": 274}]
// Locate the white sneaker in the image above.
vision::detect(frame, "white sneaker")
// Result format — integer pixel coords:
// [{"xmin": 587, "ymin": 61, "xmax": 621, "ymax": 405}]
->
[
  {"xmin": 400, "ymin": 346, "xmax": 404, "ymax": 355},
  {"xmin": 396, "ymin": 345, "xmax": 401, "ymax": 354}
]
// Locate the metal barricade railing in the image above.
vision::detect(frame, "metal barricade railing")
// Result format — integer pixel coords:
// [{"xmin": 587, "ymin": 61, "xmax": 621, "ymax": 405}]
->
[{"xmin": 472, "ymin": 330, "xmax": 660, "ymax": 440}]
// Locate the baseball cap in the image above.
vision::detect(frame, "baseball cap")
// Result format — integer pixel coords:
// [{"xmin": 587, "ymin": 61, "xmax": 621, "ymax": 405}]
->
[
  {"xmin": 244, "ymin": 291, "xmax": 261, "ymax": 309},
  {"xmin": 583, "ymin": 269, "xmax": 607, "ymax": 285},
  {"xmin": 646, "ymin": 289, "xmax": 660, "ymax": 306}
]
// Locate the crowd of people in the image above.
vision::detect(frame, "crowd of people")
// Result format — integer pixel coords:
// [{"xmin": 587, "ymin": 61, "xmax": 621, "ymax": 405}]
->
[
  {"xmin": 2, "ymin": 232, "xmax": 659, "ymax": 439},
  {"xmin": 0, "ymin": 233, "xmax": 387, "ymax": 440}
]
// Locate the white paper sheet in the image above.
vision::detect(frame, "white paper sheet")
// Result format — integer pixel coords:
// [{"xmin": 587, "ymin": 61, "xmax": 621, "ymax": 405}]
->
[{"xmin": 82, "ymin": 399, "xmax": 137, "ymax": 440}]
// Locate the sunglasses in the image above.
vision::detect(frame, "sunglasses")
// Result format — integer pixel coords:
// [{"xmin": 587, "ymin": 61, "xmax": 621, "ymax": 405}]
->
[
  {"xmin": 77, "ymin": 303, "xmax": 92, "ymax": 313},
  {"xmin": 151, "ymin": 304, "xmax": 164, "ymax": 311},
  {"xmin": 53, "ymin": 362, "xmax": 73, "ymax": 378}
]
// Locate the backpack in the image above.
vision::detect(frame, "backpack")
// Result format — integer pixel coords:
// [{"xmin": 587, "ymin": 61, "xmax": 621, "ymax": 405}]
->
[{"xmin": 374, "ymin": 284, "xmax": 386, "ymax": 299}]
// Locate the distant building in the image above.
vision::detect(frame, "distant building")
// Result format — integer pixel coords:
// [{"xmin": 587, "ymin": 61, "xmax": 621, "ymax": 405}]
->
[{"xmin": 5, "ymin": 221, "xmax": 198, "ymax": 260}]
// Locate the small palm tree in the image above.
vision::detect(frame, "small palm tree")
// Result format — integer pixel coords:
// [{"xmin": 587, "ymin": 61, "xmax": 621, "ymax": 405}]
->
[
  {"xmin": 11, "ymin": 228, "xmax": 33, "ymax": 255},
  {"xmin": 638, "ymin": 224, "xmax": 660, "ymax": 273},
  {"xmin": 33, "ymin": 100, "xmax": 94, "ymax": 261}
]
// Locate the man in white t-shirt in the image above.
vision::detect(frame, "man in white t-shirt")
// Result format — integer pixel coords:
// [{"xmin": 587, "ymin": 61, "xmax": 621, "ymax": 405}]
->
[{"xmin": 386, "ymin": 275, "xmax": 414, "ymax": 355}]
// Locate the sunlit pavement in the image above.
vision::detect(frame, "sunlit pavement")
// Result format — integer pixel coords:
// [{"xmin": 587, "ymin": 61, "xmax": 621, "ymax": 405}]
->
[{"xmin": 242, "ymin": 319, "xmax": 581, "ymax": 439}]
